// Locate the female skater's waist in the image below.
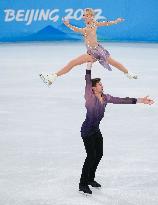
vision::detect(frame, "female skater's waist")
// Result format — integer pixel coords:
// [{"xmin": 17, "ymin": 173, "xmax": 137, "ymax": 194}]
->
[{"xmin": 86, "ymin": 43, "xmax": 100, "ymax": 50}]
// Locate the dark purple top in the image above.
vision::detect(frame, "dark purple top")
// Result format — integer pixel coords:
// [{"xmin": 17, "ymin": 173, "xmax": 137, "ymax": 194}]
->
[{"xmin": 80, "ymin": 70, "xmax": 137, "ymax": 137}]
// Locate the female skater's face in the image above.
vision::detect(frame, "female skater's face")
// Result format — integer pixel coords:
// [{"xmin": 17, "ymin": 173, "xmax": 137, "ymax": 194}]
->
[{"xmin": 82, "ymin": 11, "xmax": 94, "ymax": 21}]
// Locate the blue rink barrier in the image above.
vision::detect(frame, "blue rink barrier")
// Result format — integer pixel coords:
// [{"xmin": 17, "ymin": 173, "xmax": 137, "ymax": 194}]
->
[{"xmin": 0, "ymin": 0, "xmax": 158, "ymax": 42}]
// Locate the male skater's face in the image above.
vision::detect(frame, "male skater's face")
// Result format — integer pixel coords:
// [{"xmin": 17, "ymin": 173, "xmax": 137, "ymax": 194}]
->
[{"xmin": 93, "ymin": 82, "xmax": 104, "ymax": 94}]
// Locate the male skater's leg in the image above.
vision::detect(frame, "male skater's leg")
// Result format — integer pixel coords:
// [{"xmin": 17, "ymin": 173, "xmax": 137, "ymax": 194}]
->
[
  {"xmin": 88, "ymin": 131, "xmax": 103, "ymax": 187},
  {"xmin": 79, "ymin": 134, "xmax": 96, "ymax": 194}
]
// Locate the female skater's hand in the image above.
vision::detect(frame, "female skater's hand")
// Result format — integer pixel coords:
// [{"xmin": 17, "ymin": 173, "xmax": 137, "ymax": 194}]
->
[
  {"xmin": 116, "ymin": 18, "xmax": 125, "ymax": 23},
  {"xmin": 137, "ymin": 96, "xmax": 155, "ymax": 105},
  {"xmin": 62, "ymin": 17, "xmax": 69, "ymax": 25}
]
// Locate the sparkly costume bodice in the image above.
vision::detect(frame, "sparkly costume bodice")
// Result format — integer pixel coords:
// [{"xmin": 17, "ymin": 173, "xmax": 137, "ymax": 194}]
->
[{"xmin": 83, "ymin": 23, "xmax": 98, "ymax": 48}]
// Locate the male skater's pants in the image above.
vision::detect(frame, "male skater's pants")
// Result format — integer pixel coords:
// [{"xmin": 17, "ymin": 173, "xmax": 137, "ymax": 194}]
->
[{"xmin": 80, "ymin": 130, "xmax": 103, "ymax": 186}]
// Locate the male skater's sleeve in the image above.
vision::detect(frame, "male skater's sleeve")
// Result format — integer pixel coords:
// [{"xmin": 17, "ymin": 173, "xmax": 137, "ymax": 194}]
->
[
  {"xmin": 105, "ymin": 94, "xmax": 137, "ymax": 104},
  {"xmin": 84, "ymin": 70, "xmax": 93, "ymax": 99}
]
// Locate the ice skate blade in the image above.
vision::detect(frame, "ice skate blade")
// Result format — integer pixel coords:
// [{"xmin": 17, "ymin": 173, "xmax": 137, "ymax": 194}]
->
[
  {"xmin": 39, "ymin": 74, "xmax": 51, "ymax": 87},
  {"xmin": 133, "ymin": 76, "xmax": 138, "ymax": 79},
  {"xmin": 90, "ymin": 186, "xmax": 101, "ymax": 190},
  {"xmin": 78, "ymin": 190, "xmax": 92, "ymax": 196}
]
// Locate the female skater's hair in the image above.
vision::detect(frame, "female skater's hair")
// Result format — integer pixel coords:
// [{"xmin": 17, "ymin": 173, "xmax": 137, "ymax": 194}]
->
[
  {"xmin": 84, "ymin": 8, "xmax": 95, "ymax": 17},
  {"xmin": 91, "ymin": 78, "xmax": 101, "ymax": 87}
]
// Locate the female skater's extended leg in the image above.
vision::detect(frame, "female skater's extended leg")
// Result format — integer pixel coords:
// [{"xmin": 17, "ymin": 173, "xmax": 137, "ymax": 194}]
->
[
  {"xmin": 39, "ymin": 54, "xmax": 94, "ymax": 86},
  {"xmin": 107, "ymin": 56, "xmax": 138, "ymax": 79},
  {"xmin": 56, "ymin": 54, "xmax": 94, "ymax": 76}
]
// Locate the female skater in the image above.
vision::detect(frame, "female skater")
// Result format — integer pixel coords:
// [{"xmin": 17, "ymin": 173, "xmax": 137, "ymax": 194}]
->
[{"xmin": 40, "ymin": 8, "xmax": 138, "ymax": 86}]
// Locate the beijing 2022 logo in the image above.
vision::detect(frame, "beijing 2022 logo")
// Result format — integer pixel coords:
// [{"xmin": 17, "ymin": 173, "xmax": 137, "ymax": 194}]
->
[{"xmin": 4, "ymin": 8, "xmax": 107, "ymax": 25}]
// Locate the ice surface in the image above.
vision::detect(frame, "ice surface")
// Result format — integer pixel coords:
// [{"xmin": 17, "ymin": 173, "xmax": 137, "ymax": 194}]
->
[{"xmin": 0, "ymin": 42, "xmax": 158, "ymax": 205}]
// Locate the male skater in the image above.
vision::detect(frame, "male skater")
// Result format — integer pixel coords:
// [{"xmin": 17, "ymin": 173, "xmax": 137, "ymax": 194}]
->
[{"xmin": 79, "ymin": 63, "xmax": 154, "ymax": 195}]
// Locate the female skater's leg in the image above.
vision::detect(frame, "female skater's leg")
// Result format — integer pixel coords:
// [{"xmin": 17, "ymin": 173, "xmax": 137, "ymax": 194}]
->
[
  {"xmin": 107, "ymin": 56, "xmax": 137, "ymax": 79},
  {"xmin": 56, "ymin": 54, "xmax": 94, "ymax": 76},
  {"xmin": 39, "ymin": 54, "xmax": 94, "ymax": 86},
  {"xmin": 107, "ymin": 56, "xmax": 128, "ymax": 73}
]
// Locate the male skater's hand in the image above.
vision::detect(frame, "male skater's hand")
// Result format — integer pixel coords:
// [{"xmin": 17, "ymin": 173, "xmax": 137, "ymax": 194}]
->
[
  {"xmin": 137, "ymin": 96, "xmax": 155, "ymax": 105},
  {"xmin": 86, "ymin": 62, "xmax": 92, "ymax": 70}
]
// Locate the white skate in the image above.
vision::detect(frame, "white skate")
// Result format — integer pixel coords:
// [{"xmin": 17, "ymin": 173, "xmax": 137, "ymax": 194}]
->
[
  {"xmin": 125, "ymin": 72, "xmax": 138, "ymax": 79},
  {"xmin": 39, "ymin": 73, "xmax": 57, "ymax": 86}
]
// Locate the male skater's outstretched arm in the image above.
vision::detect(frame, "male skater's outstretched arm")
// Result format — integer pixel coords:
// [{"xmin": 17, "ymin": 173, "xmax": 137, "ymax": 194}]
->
[{"xmin": 105, "ymin": 94, "xmax": 154, "ymax": 105}]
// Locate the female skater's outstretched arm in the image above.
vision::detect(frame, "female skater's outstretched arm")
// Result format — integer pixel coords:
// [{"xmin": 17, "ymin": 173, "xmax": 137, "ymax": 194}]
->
[
  {"xmin": 95, "ymin": 17, "xmax": 125, "ymax": 27},
  {"xmin": 63, "ymin": 19, "xmax": 85, "ymax": 33}
]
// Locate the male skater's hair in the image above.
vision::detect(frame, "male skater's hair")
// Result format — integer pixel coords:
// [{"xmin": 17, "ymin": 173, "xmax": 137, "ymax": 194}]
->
[{"xmin": 91, "ymin": 78, "xmax": 101, "ymax": 87}]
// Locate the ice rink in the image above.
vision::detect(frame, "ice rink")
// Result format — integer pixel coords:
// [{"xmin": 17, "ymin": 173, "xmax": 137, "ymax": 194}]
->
[{"xmin": 0, "ymin": 42, "xmax": 158, "ymax": 205}]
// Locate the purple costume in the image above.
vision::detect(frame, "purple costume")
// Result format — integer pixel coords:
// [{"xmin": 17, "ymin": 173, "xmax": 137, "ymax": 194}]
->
[
  {"xmin": 80, "ymin": 70, "xmax": 137, "ymax": 138},
  {"xmin": 87, "ymin": 44, "xmax": 112, "ymax": 71}
]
